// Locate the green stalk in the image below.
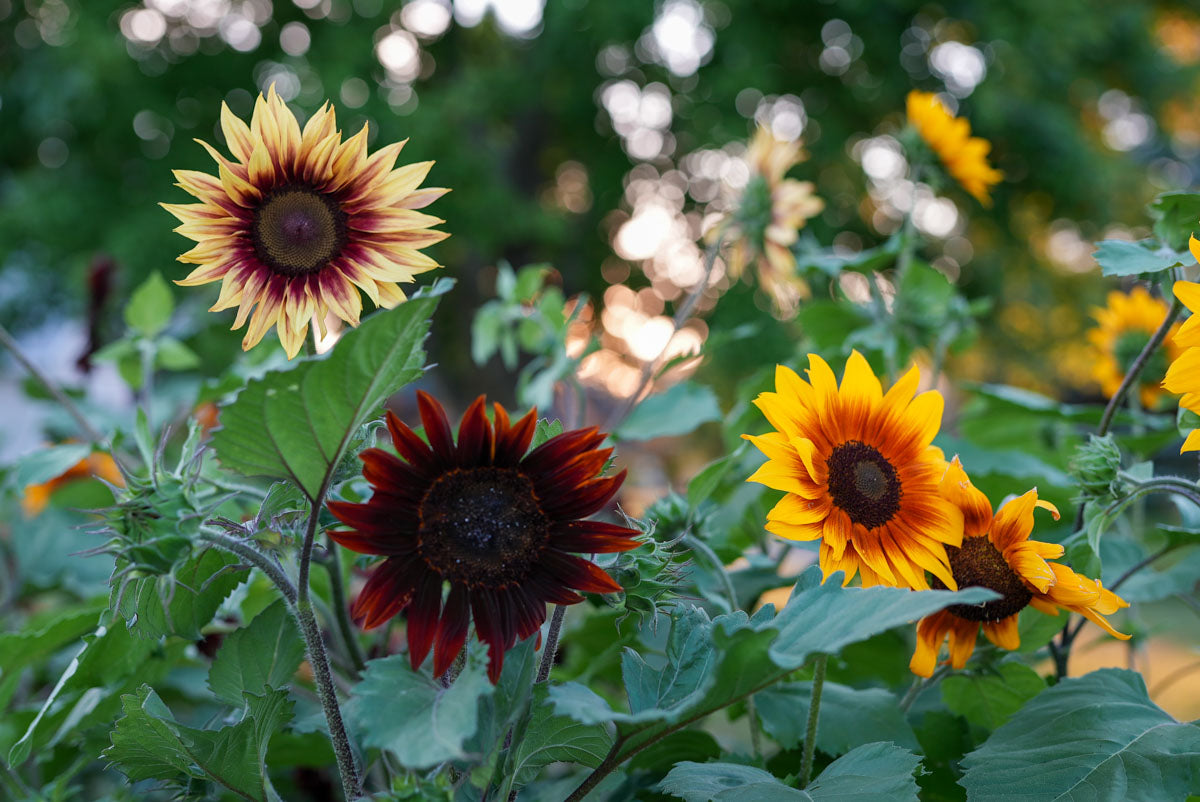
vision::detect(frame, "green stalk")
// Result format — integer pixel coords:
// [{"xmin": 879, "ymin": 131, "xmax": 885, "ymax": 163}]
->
[{"xmin": 798, "ymin": 654, "xmax": 827, "ymax": 788}]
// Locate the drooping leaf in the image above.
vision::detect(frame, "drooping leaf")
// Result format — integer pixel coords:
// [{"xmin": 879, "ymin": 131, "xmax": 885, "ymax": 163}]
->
[
  {"xmin": 124, "ymin": 271, "xmax": 174, "ymax": 337},
  {"xmin": 1093, "ymin": 239, "xmax": 1188, "ymax": 278},
  {"xmin": 211, "ymin": 280, "xmax": 451, "ymax": 500},
  {"xmin": 616, "ymin": 382, "xmax": 722, "ymax": 441},
  {"xmin": 940, "ymin": 662, "xmax": 1046, "ymax": 731},
  {"xmin": 207, "ymin": 601, "xmax": 304, "ymax": 707},
  {"xmin": 960, "ymin": 669, "xmax": 1200, "ymax": 801},
  {"xmin": 111, "ymin": 548, "xmax": 247, "ymax": 640},
  {"xmin": 756, "ymin": 681, "xmax": 919, "ymax": 753},
  {"xmin": 10, "ymin": 443, "xmax": 93, "ymax": 489},
  {"xmin": 347, "ymin": 651, "xmax": 491, "ymax": 770},
  {"xmin": 104, "ymin": 685, "xmax": 291, "ymax": 802}
]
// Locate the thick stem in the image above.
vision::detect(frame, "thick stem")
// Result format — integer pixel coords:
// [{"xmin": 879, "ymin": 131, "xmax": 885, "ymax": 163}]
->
[
  {"xmin": 1096, "ymin": 296, "xmax": 1183, "ymax": 438},
  {"xmin": 747, "ymin": 695, "xmax": 763, "ymax": 760},
  {"xmin": 601, "ymin": 235, "xmax": 723, "ymax": 433},
  {"xmin": 0, "ymin": 322, "xmax": 105, "ymax": 444},
  {"xmin": 200, "ymin": 528, "xmax": 297, "ymax": 606},
  {"xmin": 296, "ymin": 600, "xmax": 361, "ymax": 801},
  {"xmin": 799, "ymin": 654, "xmax": 827, "ymax": 789},
  {"xmin": 535, "ymin": 605, "xmax": 567, "ymax": 683},
  {"xmin": 563, "ymin": 738, "xmax": 625, "ymax": 802},
  {"xmin": 325, "ymin": 533, "xmax": 367, "ymax": 675}
]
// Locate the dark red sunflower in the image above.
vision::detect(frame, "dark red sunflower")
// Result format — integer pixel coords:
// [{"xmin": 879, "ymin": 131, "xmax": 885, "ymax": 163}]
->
[{"xmin": 328, "ymin": 391, "xmax": 640, "ymax": 682}]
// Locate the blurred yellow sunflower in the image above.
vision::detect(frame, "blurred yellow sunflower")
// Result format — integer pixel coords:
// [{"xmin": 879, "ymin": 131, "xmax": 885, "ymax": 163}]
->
[
  {"xmin": 164, "ymin": 85, "xmax": 449, "ymax": 358},
  {"xmin": 1088, "ymin": 286, "xmax": 1182, "ymax": 408},
  {"xmin": 22, "ymin": 450, "xmax": 123, "ymax": 517},
  {"xmin": 1164, "ymin": 268, "xmax": 1200, "ymax": 451},
  {"xmin": 743, "ymin": 351, "xmax": 963, "ymax": 590},
  {"xmin": 910, "ymin": 457, "xmax": 1129, "ymax": 677},
  {"xmin": 719, "ymin": 126, "xmax": 824, "ymax": 311},
  {"xmin": 906, "ymin": 90, "xmax": 1003, "ymax": 205}
]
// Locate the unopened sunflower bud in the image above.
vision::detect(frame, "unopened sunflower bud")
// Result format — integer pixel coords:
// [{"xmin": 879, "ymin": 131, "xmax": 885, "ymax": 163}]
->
[{"xmin": 1069, "ymin": 434, "xmax": 1123, "ymax": 503}]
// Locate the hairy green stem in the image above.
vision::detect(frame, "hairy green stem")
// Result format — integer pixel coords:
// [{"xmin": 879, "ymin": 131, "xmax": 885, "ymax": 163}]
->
[
  {"xmin": 0, "ymin": 321, "xmax": 105, "ymax": 444},
  {"xmin": 799, "ymin": 654, "xmax": 827, "ymax": 788},
  {"xmin": 325, "ymin": 533, "xmax": 367, "ymax": 675},
  {"xmin": 536, "ymin": 604, "xmax": 567, "ymax": 684},
  {"xmin": 563, "ymin": 736, "xmax": 626, "ymax": 802},
  {"xmin": 684, "ymin": 533, "xmax": 737, "ymax": 612},
  {"xmin": 200, "ymin": 528, "xmax": 297, "ymax": 605}
]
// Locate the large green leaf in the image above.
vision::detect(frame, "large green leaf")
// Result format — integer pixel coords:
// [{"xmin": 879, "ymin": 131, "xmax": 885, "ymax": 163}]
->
[
  {"xmin": 960, "ymin": 669, "xmax": 1200, "ymax": 801},
  {"xmin": 1093, "ymin": 239, "xmax": 1188, "ymax": 277},
  {"xmin": 659, "ymin": 742, "xmax": 922, "ymax": 801},
  {"xmin": 756, "ymin": 681, "xmax": 919, "ymax": 753},
  {"xmin": 111, "ymin": 547, "xmax": 247, "ymax": 640},
  {"xmin": 510, "ymin": 686, "xmax": 613, "ymax": 785},
  {"xmin": 616, "ymin": 381, "xmax": 722, "ymax": 441},
  {"xmin": 0, "ymin": 602, "xmax": 104, "ymax": 676},
  {"xmin": 105, "ymin": 685, "xmax": 291, "ymax": 802},
  {"xmin": 211, "ymin": 280, "xmax": 451, "ymax": 500},
  {"xmin": 940, "ymin": 662, "xmax": 1046, "ymax": 731},
  {"xmin": 550, "ymin": 567, "xmax": 995, "ymax": 757},
  {"xmin": 208, "ymin": 601, "xmax": 304, "ymax": 707},
  {"xmin": 347, "ymin": 651, "xmax": 491, "ymax": 770},
  {"xmin": 9, "ymin": 443, "xmax": 93, "ymax": 489}
]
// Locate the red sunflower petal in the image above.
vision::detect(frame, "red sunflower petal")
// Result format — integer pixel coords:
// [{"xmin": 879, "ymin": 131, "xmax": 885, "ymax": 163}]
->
[
  {"xmin": 507, "ymin": 586, "xmax": 549, "ymax": 641},
  {"xmin": 520, "ymin": 427, "xmax": 605, "ymax": 476},
  {"xmin": 351, "ymin": 557, "xmax": 419, "ymax": 629},
  {"xmin": 417, "ymin": 390, "xmax": 456, "ymax": 464},
  {"xmin": 552, "ymin": 520, "xmax": 642, "ymax": 553},
  {"xmin": 433, "ymin": 583, "xmax": 471, "ymax": 677},
  {"xmin": 360, "ymin": 448, "xmax": 427, "ymax": 494},
  {"xmin": 540, "ymin": 550, "xmax": 623, "ymax": 594},
  {"xmin": 406, "ymin": 573, "xmax": 444, "ymax": 671},
  {"xmin": 495, "ymin": 405, "xmax": 537, "ymax": 466},
  {"xmin": 326, "ymin": 500, "xmax": 408, "ymax": 544},
  {"xmin": 539, "ymin": 470, "xmax": 626, "ymax": 520},
  {"xmin": 523, "ymin": 569, "xmax": 586, "ymax": 605},
  {"xmin": 385, "ymin": 410, "xmax": 438, "ymax": 474},
  {"xmin": 536, "ymin": 448, "xmax": 613, "ymax": 498},
  {"xmin": 470, "ymin": 589, "xmax": 508, "ymax": 683},
  {"xmin": 456, "ymin": 396, "xmax": 494, "ymax": 466}
]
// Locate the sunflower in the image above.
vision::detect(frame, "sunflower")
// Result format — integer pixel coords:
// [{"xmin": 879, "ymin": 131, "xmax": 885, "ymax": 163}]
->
[
  {"xmin": 906, "ymin": 90, "xmax": 1003, "ymax": 205},
  {"xmin": 718, "ymin": 126, "xmax": 824, "ymax": 311},
  {"xmin": 1163, "ymin": 271, "xmax": 1200, "ymax": 451},
  {"xmin": 910, "ymin": 457, "xmax": 1129, "ymax": 677},
  {"xmin": 22, "ymin": 449, "xmax": 123, "ymax": 517},
  {"xmin": 1088, "ymin": 286, "xmax": 1181, "ymax": 408},
  {"xmin": 327, "ymin": 392, "xmax": 640, "ymax": 683},
  {"xmin": 163, "ymin": 85, "xmax": 449, "ymax": 359},
  {"xmin": 742, "ymin": 351, "xmax": 963, "ymax": 590}
]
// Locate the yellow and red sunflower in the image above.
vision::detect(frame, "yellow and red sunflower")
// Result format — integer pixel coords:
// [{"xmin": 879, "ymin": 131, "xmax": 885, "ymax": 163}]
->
[
  {"xmin": 164, "ymin": 85, "xmax": 448, "ymax": 358},
  {"xmin": 906, "ymin": 90, "xmax": 1003, "ymax": 205},
  {"xmin": 743, "ymin": 351, "xmax": 963, "ymax": 590},
  {"xmin": 328, "ymin": 392, "xmax": 640, "ymax": 683},
  {"xmin": 910, "ymin": 457, "xmax": 1129, "ymax": 677}
]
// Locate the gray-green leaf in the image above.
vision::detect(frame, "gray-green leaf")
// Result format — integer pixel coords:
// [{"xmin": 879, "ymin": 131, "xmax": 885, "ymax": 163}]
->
[
  {"xmin": 617, "ymin": 382, "xmax": 721, "ymax": 441},
  {"xmin": 208, "ymin": 600, "xmax": 304, "ymax": 706}
]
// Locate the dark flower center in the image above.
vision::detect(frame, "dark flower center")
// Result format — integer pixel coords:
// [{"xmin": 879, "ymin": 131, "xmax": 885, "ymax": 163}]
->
[
  {"xmin": 252, "ymin": 186, "xmax": 347, "ymax": 276},
  {"xmin": 825, "ymin": 440, "xmax": 902, "ymax": 529},
  {"xmin": 418, "ymin": 467, "xmax": 551, "ymax": 588},
  {"xmin": 933, "ymin": 535, "xmax": 1032, "ymax": 622}
]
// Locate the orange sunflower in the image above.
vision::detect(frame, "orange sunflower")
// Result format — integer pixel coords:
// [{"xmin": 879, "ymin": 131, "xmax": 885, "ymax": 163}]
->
[
  {"xmin": 719, "ymin": 126, "xmax": 824, "ymax": 311},
  {"xmin": 22, "ymin": 450, "xmax": 123, "ymax": 517},
  {"xmin": 743, "ymin": 351, "xmax": 963, "ymax": 590},
  {"xmin": 1163, "ymin": 273, "xmax": 1200, "ymax": 451},
  {"xmin": 1088, "ymin": 286, "xmax": 1181, "ymax": 408},
  {"xmin": 910, "ymin": 457, "xmax": 1129, "ymax": 677},
  {"xmin": 163, "ymin": 85, "xmax": 448, "ymax": 358},
  {"xmin": 328, "ymin": 392, "xmax": 640, "ymax": 683},
  {"xmin": 906, "ymin": 90, "xmax": 1003, "ymax": 205}
]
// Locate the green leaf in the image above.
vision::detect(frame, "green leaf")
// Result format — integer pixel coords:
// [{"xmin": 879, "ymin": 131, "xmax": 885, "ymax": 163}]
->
[
  {"xmin": 348, "ymin": 651, "xmax": 491, "ymax": 770},
  {"xmin": 940, "ymin": 663, "xmax": 1046, "ymax": 731},
  {"xmin": 155, "ymin": 336, "xmax": 201, "ymax": 370},
  {"xmin": 208, "ymin": 601, "xmax": 304, "ymax": 707},
  {"xmin": 10, "ymin": 443, "xmax": 93, "ymax": 489},
  {"xmin": 124, "ymin": 271, "xmax": 174, "ymax": 337},
  {"xmin": 756, "ymin": 681, "xmax": 919, "ymax": 753},
  {"xmin": 660, "ymin": 743, "xmax": 922, "ymax": 801},
  {"xmin": 104, "ymin": 685, "xmax": 291, "ymax": 801},
  {"xmin": 1016, "ymin": 606, "xmax": 1064, "ymax": 653},
  {"xmin": 934, "ymin": 435, "xmax": 1072, "ymax": 489},
  {"xmin": 0, "ymin": 602, "xmax": 104, "ymax": 676},
  {"xmin": 1149, "ymin": 191, "xmax": 1200, "ymax": 251},
  {"xmin": 111, "ymin": 548, "xmax": 247, "ymax": 640},
  {"xmin": 1093, "ymin": 239, "xmax": 1188, "ymax": 277},
  {"xmin": 532, "ymin": 418, "xmax": 565, "ymax": 449},
  {"xmin": 211, "ymin": 280, "xmax": 450, "ymax": 500},
  {"xmin": 616, "ymin": 382, "xmax": 721, "ymax": 441},
  {"xmin": 510, "ymin": 686, "xmax": 613, "ymax": 785},
  {"xmin": 687, "ymin": 449, "xmax": 742, "ymax": 509},
  {"xmin": 960, "ymin": 668, "xmax": 1200, "ymax": 801}
]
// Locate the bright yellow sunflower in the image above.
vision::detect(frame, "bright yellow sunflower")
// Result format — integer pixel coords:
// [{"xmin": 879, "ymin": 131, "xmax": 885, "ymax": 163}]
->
[
  {"xmin": 910, "ymin": 457, "xmax": 1129, "ymax": 677},
  {"xmin": 1088, "ymin": 286, "xmax": 1182, "ymax": 409},
  {"xmin": 906, "ymin": 90, "xmax": 1003, "ymax": 205},
  {"xmin": 163, "ymin": 85, "xmax": 449, "ymax": 358},
  {"xmin": 743, "ymin": 351, "xmax": 963, "ymax": 590},
  {"xmin": 719, "ymin": 126, "xmax": 824, "ymax": 311},
  {"xmin": 1164, "ymin": 266, "xmax": 1200, "ymax": 452}
]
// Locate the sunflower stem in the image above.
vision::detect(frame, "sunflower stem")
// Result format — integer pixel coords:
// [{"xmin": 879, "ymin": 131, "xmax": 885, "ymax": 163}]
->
[
  {"xmin": 536, "ymin": 604, "xmax": 567, "ymax": 683},
  {"xmin": 0, "ymin": 321, "xmax": 106, "ymax": 445},
  {"xmin": 200, "ymin": 527, "xmax": 297, "ymax": 605},
  {"xmin": 325, "ymin": 533, "xmax": 367, "ymax": 676},
  {"xmin": 601, "ymin": 233, "xmax": 723, "ymax": 433},
  {"xmin": 798, "ymin": 653, "xmax": 827, "ymax": 789},
  {"xmin": 684, "ymin": 533, "xmax": 737, "ymax": 612},
  {"xmin": 1096, "ymin": 294, "xmax": 1183, "ymax": 439}
]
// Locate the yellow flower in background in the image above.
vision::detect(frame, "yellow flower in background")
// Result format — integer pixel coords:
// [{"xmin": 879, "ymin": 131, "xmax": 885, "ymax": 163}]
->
[
  {"xmin": 1088, "ymin": 286, "xmax": 1182, "ymax": 409},
  {"xmin": 719, "ymin": 126, "xmax": 824, "ymax": 312},
  {"xmin": 163, "ymin": 85, "xmax": 449, "ymax": 359},
  {"xmin": 910, "ymin": 458, "xmax": 1129, "ymax": 677},
  {"xmin": 22, "ymin": 451, "xmax": 124, "ymax": 517},
  {"xmin": 1164, "ymin": 270, "xmax": 1200, "ymax": 451},
  {"xmin": 906, "ymin": 90, "xmax": 1003, "ymax": 205},
  {"xmin": 743, "ymin": 351, "xmax": 963, "ymax": 590}
]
